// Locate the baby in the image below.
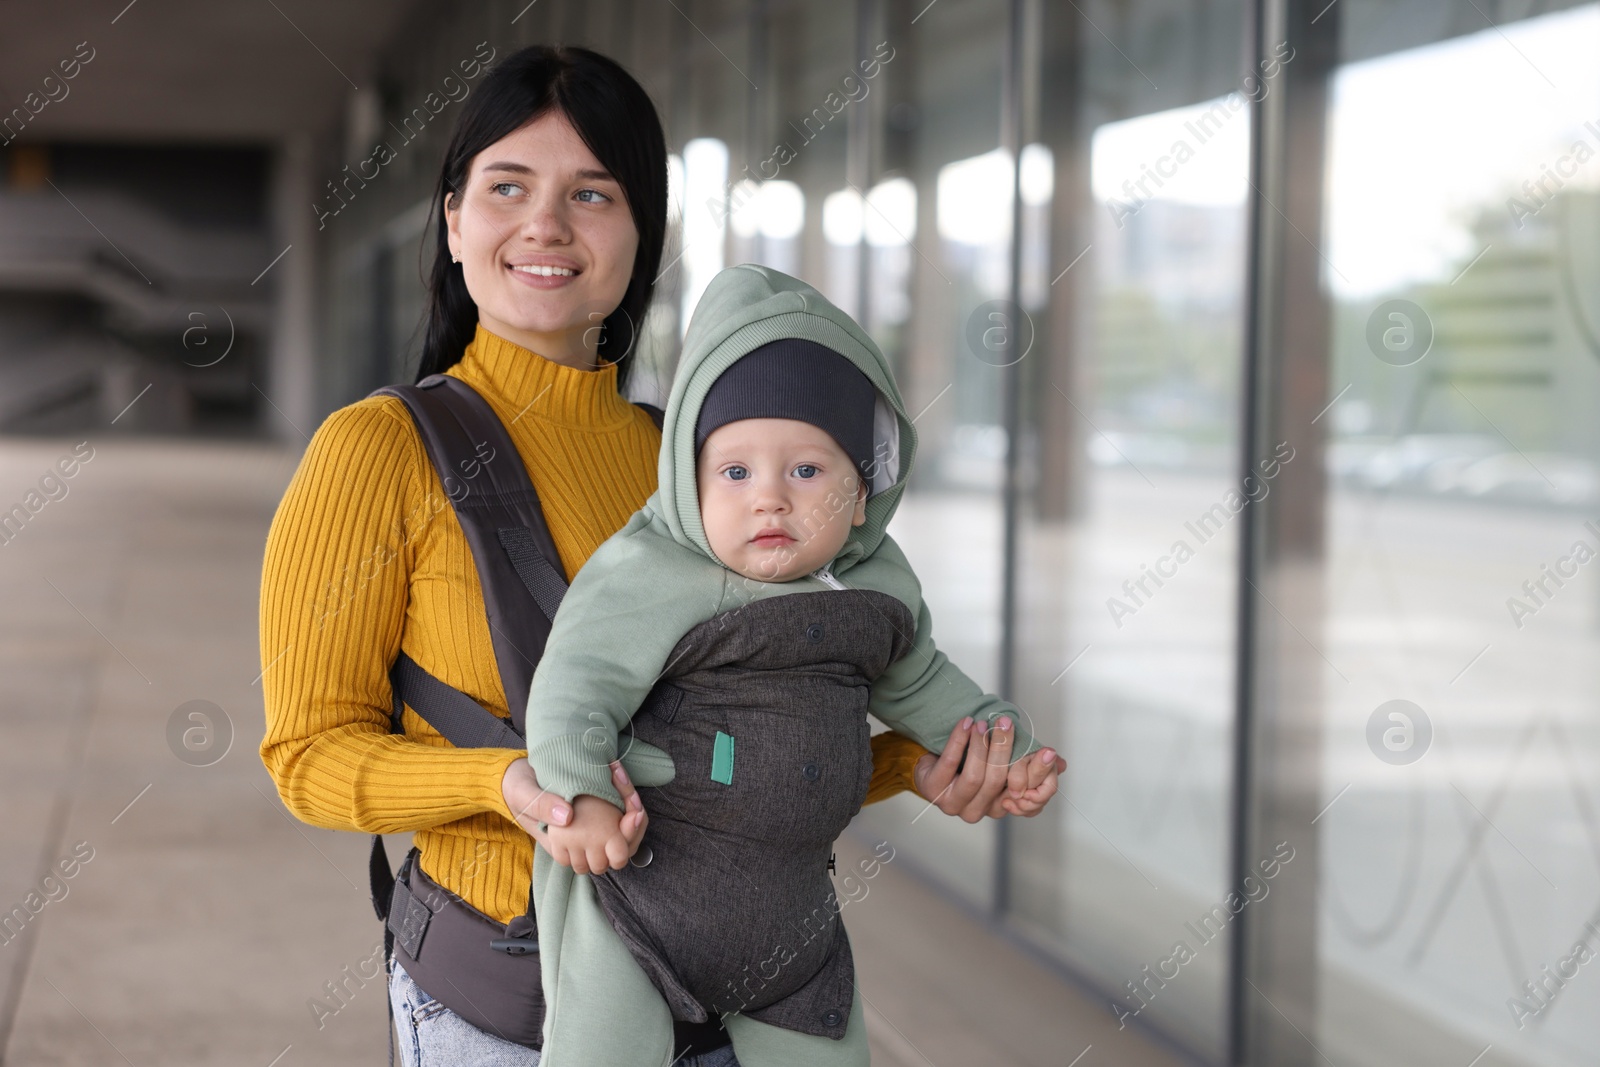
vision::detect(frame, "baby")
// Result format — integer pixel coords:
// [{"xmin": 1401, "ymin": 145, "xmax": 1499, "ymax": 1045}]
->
[{"xmin": 526, "ymin": 264, "xmax": 1059, "ymax": 1067}]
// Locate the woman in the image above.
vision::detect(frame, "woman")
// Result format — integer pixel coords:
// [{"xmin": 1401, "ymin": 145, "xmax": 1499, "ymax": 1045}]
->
[{"xmin": 260, "ymin": 44, "xmax": 1063, "ymax": 1066}]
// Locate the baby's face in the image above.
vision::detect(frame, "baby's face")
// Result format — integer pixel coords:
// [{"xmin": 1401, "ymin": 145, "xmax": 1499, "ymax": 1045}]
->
[{"xmin": 696, "ymin": 417, "xmax": 868, "ymax": 583}]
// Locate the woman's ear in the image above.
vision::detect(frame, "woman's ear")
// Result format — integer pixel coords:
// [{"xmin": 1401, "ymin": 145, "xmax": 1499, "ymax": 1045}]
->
[{"xmin": 444, "ymin": 190, "xmax": 462, "ymax": 260}]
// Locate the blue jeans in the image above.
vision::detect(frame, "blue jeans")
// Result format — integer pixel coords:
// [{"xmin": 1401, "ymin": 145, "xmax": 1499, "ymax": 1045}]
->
[{"xmin": 387, "ymin": 958, "xmax": 741, "ymax": 1066}]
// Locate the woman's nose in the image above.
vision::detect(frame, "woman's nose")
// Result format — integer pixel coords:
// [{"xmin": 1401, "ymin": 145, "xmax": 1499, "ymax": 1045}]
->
[{"xmin": 520, "ymin": 192, "xmax": 571, "ymax": 244}]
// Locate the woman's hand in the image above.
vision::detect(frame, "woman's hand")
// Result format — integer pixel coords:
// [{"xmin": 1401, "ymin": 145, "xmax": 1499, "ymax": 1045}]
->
[
  {"xmin": 911, "ymin": 716, "xmax": 1066, "ymax": 823},
  {"xmin": 502, "ymin": 759, "xmax": 648, "ymax": 855}
]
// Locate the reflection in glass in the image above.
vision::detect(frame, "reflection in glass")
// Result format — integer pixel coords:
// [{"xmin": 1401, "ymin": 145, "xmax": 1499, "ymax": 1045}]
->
[
  {"xmin": 851, "ymin": 0, "xmax": 1009, "ymax": 912},
  {"xmin": 1318, "ymin": 6, "xmax": 1600, "ymax": 1064},
  {"xmin": 730, "ymin": 180, "xmax": 804, "ymax": 276},
  {"xmin": 679, "ymin": 137, "xmax": 729, "ymax": 336},
  {"xmin": 1005, "ymin": 3, "xmax": 1251, "ymax": 1058}
]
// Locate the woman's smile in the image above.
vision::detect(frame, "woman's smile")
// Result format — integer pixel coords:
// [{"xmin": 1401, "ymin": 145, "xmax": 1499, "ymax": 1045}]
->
[{"xmin": 507, "ymin": 253, "xmax": 584, "ymax": 289}]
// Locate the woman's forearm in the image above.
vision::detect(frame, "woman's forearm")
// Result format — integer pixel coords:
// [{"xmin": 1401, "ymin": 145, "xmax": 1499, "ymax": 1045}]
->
[
  {"xmin": 864, "ymin": 731, "xmax": 928, "ymax": 804},
  {"xmin": 262, "ymin": 725, "xmax": 522, "ymax": 833},
  {"xmin": 259, "ymin": 398, "xmax": 522, "ymax": 834}
]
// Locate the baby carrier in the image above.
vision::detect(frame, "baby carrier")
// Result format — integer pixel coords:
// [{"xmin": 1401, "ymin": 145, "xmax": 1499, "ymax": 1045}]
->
[{"xmin": 590, "ymin": 586, "xmax": 914, "ymax": 1037}]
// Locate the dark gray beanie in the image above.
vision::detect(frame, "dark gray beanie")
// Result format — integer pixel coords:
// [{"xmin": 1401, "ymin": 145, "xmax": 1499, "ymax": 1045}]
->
[{"xmin": 694, "ymin": 338, "xmax": 878, "ymax": 488}]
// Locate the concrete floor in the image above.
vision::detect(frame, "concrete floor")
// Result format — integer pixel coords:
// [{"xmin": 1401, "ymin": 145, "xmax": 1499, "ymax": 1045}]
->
[{"xmin": 0, "ymin": 436, "xmax": 1186, "ymax": 1067}]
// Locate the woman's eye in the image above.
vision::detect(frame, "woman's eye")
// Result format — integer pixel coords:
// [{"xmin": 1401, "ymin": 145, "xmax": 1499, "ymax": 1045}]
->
[
  {"xmin": 793, "ymin": 464, "xmax": 818, "ymax": 479},
  {"xmin": 491, "ymin": 182, "xmax": 521, "ymax": 197},
  {"xmin": 575, "ymin": 188, "xmax": 611, "ymax": 203}
]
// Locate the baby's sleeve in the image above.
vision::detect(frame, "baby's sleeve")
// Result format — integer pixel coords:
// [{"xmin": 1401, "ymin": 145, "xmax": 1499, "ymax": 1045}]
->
[
  {"xmin": 864, "ymin": 537, "xmax": 1044, "ymax": 760},
  {"xmin": 525, "ymin": 514, "xmax": 713, "ymax": 808}
]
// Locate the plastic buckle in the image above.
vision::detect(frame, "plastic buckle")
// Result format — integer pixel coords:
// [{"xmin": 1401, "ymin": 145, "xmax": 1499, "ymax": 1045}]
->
[{"xmin": 490, "ymin": 937, "xmax": 540, "ymax": 955}]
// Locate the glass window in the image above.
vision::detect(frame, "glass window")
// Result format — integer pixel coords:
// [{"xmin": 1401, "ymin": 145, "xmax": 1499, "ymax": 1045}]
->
[
  {"xmin": 680, "ymin": 136, "xmax": 732, "ymax": 331},
  {"xmin": 849, "ymin": 0, "xmax": 1011, "ymax": 912},
  {"xmin": 1317, "ymin": 4, "xmax": 1600, "ymax": 1064},
  {"xmin": 729, "ymin": 178, "xmax": 804, "ymax": 275},
  {"xmin": 1005, "ymin": 1, "xmax": 1252, "ymax": 1057},
  {"xmin": 758, "ymin": 0, "xmax": 857, "ymax": 299}
]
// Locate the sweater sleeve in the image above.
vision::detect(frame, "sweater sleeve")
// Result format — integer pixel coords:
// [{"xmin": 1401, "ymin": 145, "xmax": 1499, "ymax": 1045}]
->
[
  {"xmin": 865, "ymin": 535, "xmax": 1044, "ymax": 760},
  {"xmin": 258, "ymin": 399, "xmax": 523, "ymax": 835},
  {"xmin": 864, "ymin": 731, "xmax": 927, "ymax": 804}
]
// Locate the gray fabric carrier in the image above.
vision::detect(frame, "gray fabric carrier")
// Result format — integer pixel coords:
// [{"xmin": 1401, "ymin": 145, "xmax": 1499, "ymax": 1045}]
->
[{"xmin": 592, "ymin": 586, "xmax": 915, "ymax": 1040}]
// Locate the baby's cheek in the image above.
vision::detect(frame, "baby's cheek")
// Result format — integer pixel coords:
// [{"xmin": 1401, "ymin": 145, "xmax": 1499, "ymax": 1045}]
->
[{"xmin": 701, "ymin": 506, "xmax": 743, "ymax": 565}]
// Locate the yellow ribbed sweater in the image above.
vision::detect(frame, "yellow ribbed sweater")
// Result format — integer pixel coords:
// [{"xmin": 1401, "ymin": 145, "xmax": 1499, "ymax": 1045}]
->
[{"xmin": 259, "ymin": 323, "xmax": 929, "ymax": 924}]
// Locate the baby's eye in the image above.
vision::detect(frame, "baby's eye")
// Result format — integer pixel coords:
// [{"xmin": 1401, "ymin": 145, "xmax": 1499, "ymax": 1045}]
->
[
  {"xmin": 793, "ymin": 464, "xmax": 818, "ymax": 479},
  {"xmin": 724, "ymin": 465, "xmax": 749, "ymax": 481}
]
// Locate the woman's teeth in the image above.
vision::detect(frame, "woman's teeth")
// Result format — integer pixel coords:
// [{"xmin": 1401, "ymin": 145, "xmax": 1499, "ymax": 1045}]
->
[{"xmin": 512, "ymin": 265, "xmax": 576, "ymax": 276}]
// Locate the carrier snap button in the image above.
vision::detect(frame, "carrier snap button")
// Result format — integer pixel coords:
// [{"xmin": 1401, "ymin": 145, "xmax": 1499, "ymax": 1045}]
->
[
  {"xmin": 805, "ymin": 624, "xmax": 824, "ymax": 642},
  {"xmin": 822, "ymin": 1009, "xmax": 842, "ymax": 1027},
  {"xmin": 630, "ymin": 844, "xmax": 653, "ymax": 868},
  {"xmin": 803, "ymin": 762, "xmax": 820, "ymax": 781}
]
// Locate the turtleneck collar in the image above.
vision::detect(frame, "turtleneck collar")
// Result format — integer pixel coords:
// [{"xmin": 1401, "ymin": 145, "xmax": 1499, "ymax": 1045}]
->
[{"xmin": 447, "ymin": 321, "xmax": 636, "ymax": 429}]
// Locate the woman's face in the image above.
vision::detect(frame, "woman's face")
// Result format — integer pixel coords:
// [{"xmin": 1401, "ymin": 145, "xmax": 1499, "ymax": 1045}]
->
[{"xmin": 445, "ymin": 109, "xmax": 639, "ymax": 369}]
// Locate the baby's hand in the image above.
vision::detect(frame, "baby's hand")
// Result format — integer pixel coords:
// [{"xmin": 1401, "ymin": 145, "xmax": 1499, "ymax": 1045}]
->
[
  {"xmin": 1000, "ymin": 745, "xmax": 1066, "ymax": 817},
  {"xmin": 543, "ymin": 795, "xmax": 630, "ymax": 875}
]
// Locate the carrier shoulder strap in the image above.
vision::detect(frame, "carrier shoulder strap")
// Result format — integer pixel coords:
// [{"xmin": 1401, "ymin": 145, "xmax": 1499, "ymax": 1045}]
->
[{"xmin": 375, "ymin": 373, "xmax": 564, "ymax": 733}]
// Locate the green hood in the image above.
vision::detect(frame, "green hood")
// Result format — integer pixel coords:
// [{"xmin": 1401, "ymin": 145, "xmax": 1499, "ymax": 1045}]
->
[{"xmin": 652, "ymin": 264, "xmax": 916, "ymax": 578}]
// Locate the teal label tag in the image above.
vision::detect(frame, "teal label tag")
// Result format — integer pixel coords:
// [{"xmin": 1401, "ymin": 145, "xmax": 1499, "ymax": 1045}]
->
[{"xmin": 711, "ymin": 731, "xmax": 734, "ymax": 785}]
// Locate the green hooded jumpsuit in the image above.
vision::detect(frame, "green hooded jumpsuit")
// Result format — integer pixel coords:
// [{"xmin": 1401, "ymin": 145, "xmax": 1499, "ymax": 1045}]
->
[{"xmin": 526, "ymin": 264, "xmax": 1042, "ymax": 1067}]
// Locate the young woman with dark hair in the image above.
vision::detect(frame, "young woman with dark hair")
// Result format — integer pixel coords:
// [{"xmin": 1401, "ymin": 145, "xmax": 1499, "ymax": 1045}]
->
[
  {"xmin": 415, "ymin": 45, "xmax": 666, "ymax": 382},
  {"xmin": 260, "ymin": 44, "xmax": 1053, "ymax": 1065}
]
